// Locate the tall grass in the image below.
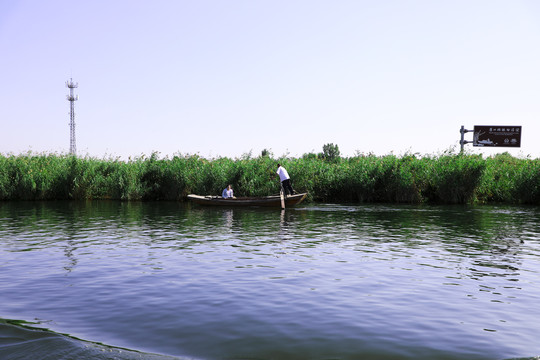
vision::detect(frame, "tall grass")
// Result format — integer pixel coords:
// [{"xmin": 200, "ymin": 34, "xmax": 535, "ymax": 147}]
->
[{"xmin": 0, "ymin": 151, "xmax": 538, "ymax": 204}]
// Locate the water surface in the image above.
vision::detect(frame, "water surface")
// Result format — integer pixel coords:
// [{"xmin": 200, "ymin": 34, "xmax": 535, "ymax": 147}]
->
[{"xmin": 1, "ymin": 201, "xmax": 539, "ymax": 359}]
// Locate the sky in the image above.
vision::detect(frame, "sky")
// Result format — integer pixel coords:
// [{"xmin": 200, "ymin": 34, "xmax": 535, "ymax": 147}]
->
[{"xmin": 1, "ymin": 0, "xmax": 539, "ymax": 160}]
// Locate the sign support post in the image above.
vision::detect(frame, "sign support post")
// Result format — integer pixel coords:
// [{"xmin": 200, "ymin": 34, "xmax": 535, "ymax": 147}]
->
[{"xmin": 460, "ymin": 126, "xmax": 472, "ymax": 153}]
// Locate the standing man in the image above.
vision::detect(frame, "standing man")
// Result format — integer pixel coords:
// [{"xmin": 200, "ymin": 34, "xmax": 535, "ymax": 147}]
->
[{"xmin": 276, "ymin": 163, "xmax": 295, "ymax": 196}]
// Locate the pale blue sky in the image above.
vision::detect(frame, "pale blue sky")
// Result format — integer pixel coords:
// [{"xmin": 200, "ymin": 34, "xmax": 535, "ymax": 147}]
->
[{"xmin": 1, "ymin": 0, "xmax": 539, "ymax": 159}]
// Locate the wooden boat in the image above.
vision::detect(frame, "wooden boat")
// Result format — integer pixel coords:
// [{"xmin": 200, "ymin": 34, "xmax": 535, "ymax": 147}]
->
[{"xmin": 187, "ymin": 193, "xmax": 307, "ymax": 207}]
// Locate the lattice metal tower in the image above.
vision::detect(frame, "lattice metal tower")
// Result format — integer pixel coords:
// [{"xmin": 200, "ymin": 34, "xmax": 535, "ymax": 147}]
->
[{"xmin": 66, "ymin": 78, "xmax": 79, "ymax": 155}]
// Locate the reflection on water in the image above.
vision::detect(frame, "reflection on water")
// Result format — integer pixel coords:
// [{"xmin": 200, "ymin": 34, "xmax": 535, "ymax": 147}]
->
[{"xmin": 0, "ymin": 201, "xmax": 539, "ymax": 360}]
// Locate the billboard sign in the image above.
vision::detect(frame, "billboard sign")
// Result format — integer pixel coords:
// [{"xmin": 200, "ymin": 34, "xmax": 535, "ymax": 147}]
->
[{"xmin": 473, "ymin": 126, "xmax": 522, "ymax": 147}]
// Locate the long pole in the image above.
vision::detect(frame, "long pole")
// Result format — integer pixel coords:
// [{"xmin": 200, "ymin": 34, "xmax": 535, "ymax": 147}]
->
[{"xmin": 280, "ymin": 186, "xmax": 285, "ymax": 210}]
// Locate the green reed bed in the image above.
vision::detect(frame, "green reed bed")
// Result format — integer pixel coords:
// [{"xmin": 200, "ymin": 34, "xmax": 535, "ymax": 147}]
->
[{"xmin": 0, "ymin": 152, "xmax": 538, "ymax": 204}]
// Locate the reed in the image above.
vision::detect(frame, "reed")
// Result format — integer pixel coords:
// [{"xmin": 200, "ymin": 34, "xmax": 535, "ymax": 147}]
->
[{"xmin": 0, "ymin": 151, "xmax": 538, "ymax": 204}]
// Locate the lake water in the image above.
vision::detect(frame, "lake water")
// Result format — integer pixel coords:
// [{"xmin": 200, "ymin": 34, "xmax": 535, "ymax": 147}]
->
[{"xmin": 1, "ymin": 201, "xmax": 539, "ymax": 360}]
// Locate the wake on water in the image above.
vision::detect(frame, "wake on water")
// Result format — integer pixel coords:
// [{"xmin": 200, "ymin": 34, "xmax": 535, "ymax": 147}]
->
[
  {"xmin": 1, "ymin": 318, "xmax": 539, "ymax": 360},
  {"xmin": 0, "ymin": 318, "xmax": 181, "ymax": 360}
]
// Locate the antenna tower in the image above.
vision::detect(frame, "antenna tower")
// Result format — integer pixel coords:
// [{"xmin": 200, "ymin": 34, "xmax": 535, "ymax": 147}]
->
[{"xmin": 66, "ymin": 78, "xmax": 79, "ymax": 155}]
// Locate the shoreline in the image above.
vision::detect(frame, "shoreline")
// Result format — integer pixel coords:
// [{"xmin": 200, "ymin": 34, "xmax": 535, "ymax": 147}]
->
[{"xmin": 1, "ymin": 152, "xmax": 538, "ymax": 205}]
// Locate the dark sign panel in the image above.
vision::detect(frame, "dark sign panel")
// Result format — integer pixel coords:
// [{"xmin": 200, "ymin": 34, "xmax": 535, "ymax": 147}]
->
[{"xmin": 473, "ymin": 126, "xmax": 522, "ymax": 147}]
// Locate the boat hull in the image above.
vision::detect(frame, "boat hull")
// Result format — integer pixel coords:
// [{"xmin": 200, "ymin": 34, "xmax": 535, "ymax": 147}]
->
[{"xmin": 187, "ymin": 193, "xmax": 307, "ymax": 207}]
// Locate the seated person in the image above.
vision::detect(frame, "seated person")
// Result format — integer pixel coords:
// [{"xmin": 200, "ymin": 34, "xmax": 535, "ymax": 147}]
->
[{"xmin": 222, "ymin": 184, "xmax": 234, "ymax": 198}]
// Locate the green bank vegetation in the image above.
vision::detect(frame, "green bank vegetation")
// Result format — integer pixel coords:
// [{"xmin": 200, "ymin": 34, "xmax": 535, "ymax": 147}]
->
[{"xmin": 0, "ymin": 149, "xmax": 538, "ymax": 204}]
